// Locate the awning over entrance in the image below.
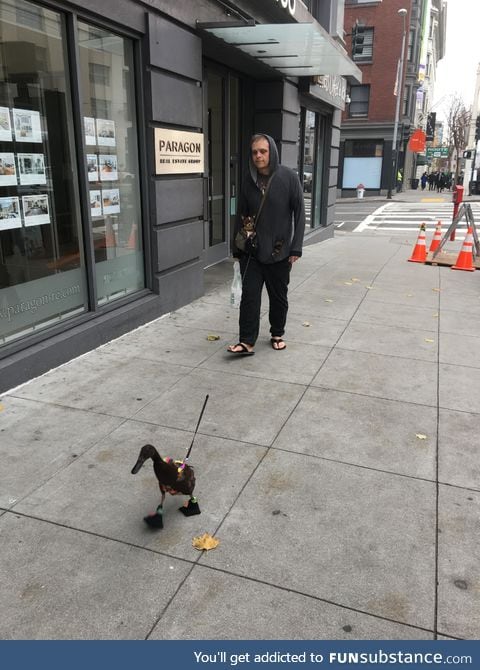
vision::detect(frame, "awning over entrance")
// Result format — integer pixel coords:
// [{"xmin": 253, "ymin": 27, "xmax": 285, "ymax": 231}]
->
[{"xmin": 199, "ymin": 22, "xmax": 361, "ymax": 80}]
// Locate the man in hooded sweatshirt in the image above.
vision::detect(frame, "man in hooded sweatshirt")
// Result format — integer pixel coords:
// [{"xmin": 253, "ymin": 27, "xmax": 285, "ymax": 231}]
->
[{"xmin": 228, "ymin": 133, "xmax": 305, "ymax": 355}]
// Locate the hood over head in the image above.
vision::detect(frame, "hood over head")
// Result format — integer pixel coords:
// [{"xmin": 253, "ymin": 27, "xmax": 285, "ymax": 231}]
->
[{"xmin": 249, "ymin": 133, "xmax": 279, "ymax": 184}]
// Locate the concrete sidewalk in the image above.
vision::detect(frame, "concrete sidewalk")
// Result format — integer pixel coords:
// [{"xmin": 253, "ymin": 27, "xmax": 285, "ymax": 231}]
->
[{"xmin": 1, "ymin": 231, "xmax": 479, "ymax": 640}]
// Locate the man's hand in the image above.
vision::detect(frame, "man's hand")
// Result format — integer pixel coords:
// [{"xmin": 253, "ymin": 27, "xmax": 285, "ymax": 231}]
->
[{"xmin": 289, "ymin": 256, "xmax": 300, "ymax": 264}]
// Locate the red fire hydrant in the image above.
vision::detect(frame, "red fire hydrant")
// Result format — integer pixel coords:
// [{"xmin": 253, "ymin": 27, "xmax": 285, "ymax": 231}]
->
[{"xmin": 451, "ymin": 184, "xmax": 464, "ymax": 240}]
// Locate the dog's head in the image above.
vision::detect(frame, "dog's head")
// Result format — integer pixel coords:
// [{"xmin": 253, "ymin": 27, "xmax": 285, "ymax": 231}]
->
[{"xmin": 241, "ymin": 215, "xmax": 255, "ymax": 232}]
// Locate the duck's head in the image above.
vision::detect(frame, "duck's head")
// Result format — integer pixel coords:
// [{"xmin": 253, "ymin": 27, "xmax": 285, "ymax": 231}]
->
[{"xmin": 131, "ymin": 444, "xmax": 160, "ymax": 474}]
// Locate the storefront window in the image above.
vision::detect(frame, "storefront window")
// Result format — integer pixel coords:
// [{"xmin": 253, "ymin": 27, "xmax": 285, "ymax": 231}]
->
[
  {"xmin": 0, "ymin": 0, "xmax": 86, "ymax": 344},
  {"xmin": 343, "ymin": 140, "xmax": 384, "ymax": 189},
  {"xmin": 297, "ymin": 109, "xmax": 327, "ymax": 230},
  {"xmin": 78, "ymin": 22, "xmax": 144, "ymax": 305}
]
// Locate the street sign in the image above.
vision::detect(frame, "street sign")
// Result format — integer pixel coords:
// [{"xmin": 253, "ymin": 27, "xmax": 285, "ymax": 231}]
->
[{"xmin": 426, "ymin": 147, "xmax": 449, "ymax": 158}]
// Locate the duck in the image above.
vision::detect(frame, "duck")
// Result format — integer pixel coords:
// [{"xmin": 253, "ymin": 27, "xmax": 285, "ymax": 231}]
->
[{"xmin": 131, "ymin": 444, "xmax": 200, "ymax": 529}]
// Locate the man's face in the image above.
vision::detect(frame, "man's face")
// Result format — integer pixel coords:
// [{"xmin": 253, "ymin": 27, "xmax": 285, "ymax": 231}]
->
[{"xmin": 251, "ymin": 137, "xmax": 270, "ymax": 172}]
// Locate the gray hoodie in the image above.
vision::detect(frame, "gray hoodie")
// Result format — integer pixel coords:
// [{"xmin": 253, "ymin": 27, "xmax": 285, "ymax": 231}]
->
[{"xmin": 234, "ymin": 134, "xmax": 305, "ymax": 264}]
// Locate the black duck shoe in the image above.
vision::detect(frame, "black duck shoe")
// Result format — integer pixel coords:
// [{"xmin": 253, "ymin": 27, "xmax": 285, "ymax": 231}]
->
[
  {"xmin": 143, "ymin": 508, "xmax": 164, "ymax": 528},
  {"xmin": 179, "ymin": 498, "xmax": 201, "ymax": 516}
]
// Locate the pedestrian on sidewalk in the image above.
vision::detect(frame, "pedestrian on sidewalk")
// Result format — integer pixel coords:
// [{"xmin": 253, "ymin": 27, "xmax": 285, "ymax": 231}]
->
[
  {"xmin": 420, "ymin": 172, "xmax": 428, "ymax": 191},
  {"xmin": 227, "ymin": 133, "xmax": 305, "ymax": 355}
]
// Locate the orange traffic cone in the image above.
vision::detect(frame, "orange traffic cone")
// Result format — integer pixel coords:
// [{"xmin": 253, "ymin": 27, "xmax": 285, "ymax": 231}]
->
[
  {"xmin": 429, "ymin": 220, "xmax": 442, "ymax": 253},
  {"xmin": 452, "ymin": 227, "xmax": 475, "ymax": 272},
  {"xmin": 408, "ymin": 223, "xmax": 427, "ymax": 263},
  {"xmin": 105, "ymin": 220, "xmax": 116, "ymax": 248},
  {"xmin": 126, "ymin": 223, "xmax": 137, "ymax": 250}
]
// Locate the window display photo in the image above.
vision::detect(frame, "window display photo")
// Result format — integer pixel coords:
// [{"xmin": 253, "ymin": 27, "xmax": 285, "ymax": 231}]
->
[
  {"xmin": 87, "ymin": 154, "xmax": 99, "ymax": 182},
  {"xmin": 22, "ymin": 194, "xmax": 50, "ymax": 226},
  {"xmin": 18, "ymin": 153, "xmax": 46, "ymax": 185},
  {"xmin": 90, "ymin": 190, "xmax": 102, "ymax": 217},
  {"xmin": 0, "ymin": 107, "xmax": 12, "ymax": 142},
  {"xmin": 84, "ymin": 116, "xmax": 96, "ymax": 145},
  {"xmin": 0, "ymin": 153, "xmax": 17, "ymax": 185},
  {"xmin": 0, "ymin": 196, "xmax": 21, "ymax": 230},
  {"xmin": 96, "ymin": 119, "xmax": 115, "ymax": 147},
  {"xmin": 102, "ymin": 188, "xmax": 120, "ymax": 214},
  {"xmin": 13, "ymin": 108, "xmax": 42, "ymax": 143},
  {"xmin": 99, "ymin": 154, "xmax": 118, "ymax": 181}
]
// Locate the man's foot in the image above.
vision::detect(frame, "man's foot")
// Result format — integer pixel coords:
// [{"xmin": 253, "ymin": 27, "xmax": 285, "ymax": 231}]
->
[
  {"xmin": 227, "ymin": 342, "xmax": 255, "ymax": 356},
  {"xmin": 271, "ymin": 337, "xmax": 286, "ymax": 351}
]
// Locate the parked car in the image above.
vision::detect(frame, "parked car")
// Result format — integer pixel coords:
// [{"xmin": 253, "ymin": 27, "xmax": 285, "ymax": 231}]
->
[
  {"xmin": 294, "ymin": 165, "xmax": 313, "ymax": 193},
  {"xmin": 303, "ymin": 165, "xmax": 313, "ymax": 193}
]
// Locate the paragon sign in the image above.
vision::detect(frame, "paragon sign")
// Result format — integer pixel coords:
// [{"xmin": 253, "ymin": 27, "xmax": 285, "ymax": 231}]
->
[{"xmin": 154, "ymin": 128, "xmax": 204, "ymax": 174}]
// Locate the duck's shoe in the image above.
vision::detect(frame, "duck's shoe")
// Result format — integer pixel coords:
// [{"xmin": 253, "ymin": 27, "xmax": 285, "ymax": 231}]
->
[
  {"xmin": 143, "ymin": 507, "xmax": 164, "ymax": 528},
  {"xmin": 179, "ymin": 497, "xmax": 201, "ymax": 516}
]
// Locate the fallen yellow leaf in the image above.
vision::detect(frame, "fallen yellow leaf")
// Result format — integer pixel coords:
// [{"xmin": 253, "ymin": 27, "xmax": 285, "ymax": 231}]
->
[
  {"xmin": 206, "ymin": 334, "xmax": 220, "ymax": 341},
  {"xmin": 0, "ymin": 403, "xmax": 3, "ymax": 412},
  {"xmin": 416, "ymin": 433, "xmax": 427, "ymax": 440},
  {"xmin": 192, "ymin": 533, "xmax": 220, "ymax": 551},
  {"xmin": 432, "ymin": 288, "xmax": 441, "ymax": 292},
  {"xmin": 406, "ymin": 293, "xmax": 414, "ymax": 297},
  {"xmin": 351, "ymin": 278, "xmax": 360, "ymax": 282},
  {"xmin": 344, "ymin": 281, "xmax": 353, "ymax": 286},
  {"xmin": 365, "ymin": 286, "xmax": 375, "ymax": 290},
  {"xmin": 324, "ymin": 299, "xmax": 333, "ymax": 303},
  {"xmin": 433, "ymin": 313, "xmax": 439, "ymax": 318},
  {"xmin": 302, "ymin": 321, "xmax": 311, "ymax": 327},
  {"xmin": 424, "ymin": 338, "xmax": 435, "ymax": 343}
]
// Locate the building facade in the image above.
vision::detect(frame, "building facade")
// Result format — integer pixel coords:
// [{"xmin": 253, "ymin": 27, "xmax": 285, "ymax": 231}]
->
[
  {"xmin": 0, "ymin": 0, "xmax": 360, "ymax": 391},
  {"xmin": 338, "ymin": 0, "xmax": 445, "ymax": 196}
]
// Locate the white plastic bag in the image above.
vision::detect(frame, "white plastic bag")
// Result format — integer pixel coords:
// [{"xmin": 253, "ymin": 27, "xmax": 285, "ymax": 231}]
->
[{"xmin": 230, "ymin": 261, "xmax": 242, "ymax": 309}]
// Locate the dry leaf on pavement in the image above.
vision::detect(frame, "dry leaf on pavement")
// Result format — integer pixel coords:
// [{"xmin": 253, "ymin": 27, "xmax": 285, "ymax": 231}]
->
[
  {"xmin": 416, "ymin": 433, "xmax": 427, "ymax": 440},
  {"xmin": 206, "ymin": 334, "xmax": 220, "ymax": 341},
  {"xmin": 192, "ymin": 533, "xmax": 220, "ymax": 551}
]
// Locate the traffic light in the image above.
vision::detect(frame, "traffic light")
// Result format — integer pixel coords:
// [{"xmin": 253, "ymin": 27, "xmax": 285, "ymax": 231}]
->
[
  {"xmin": 475, "ymin": 115, "xmax": 480, "ymax": 142},
  {"xmin": 352, "ymin": 21, "xmax": 366, "ymax": 56}
]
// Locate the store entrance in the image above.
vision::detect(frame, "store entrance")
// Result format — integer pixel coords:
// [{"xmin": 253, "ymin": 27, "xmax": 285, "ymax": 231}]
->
[{"xmin": 204, "ymin": 66, "xmax": 241, "ymax": 267}]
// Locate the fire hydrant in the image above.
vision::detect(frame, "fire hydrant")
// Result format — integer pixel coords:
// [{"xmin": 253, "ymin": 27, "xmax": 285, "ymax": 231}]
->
[{"xmin": 356, "ymin": 183, "xmax": 365, "ymax": 199}]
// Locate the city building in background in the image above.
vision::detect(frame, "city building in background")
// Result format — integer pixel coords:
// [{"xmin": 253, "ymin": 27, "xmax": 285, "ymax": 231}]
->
[
  {"xmin": 407, "ymin": 0, "xmax": 447, "ymax": 181},
  {"xmin": 463, "ymin": 63, "xmax": 480, "ymax": 194},
  {"xmin": 338, "ymin": 0, "xmax": 446, "ymax": 196},
  {"xmin": 0, "ymin": 0, "xmax": 361, "ymax": 390}
]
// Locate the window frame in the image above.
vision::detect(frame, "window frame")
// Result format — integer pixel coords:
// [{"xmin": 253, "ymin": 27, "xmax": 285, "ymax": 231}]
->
[
  {"xmin": 0, "ymin": 1, "xmax": 150, "ymax": 360},
  {"xmin": 352, "ymin": 26, "xmax": 374, "ymax": 62},
  {"xmin": 348, "ymin": 84, "xmax": 370, "ymax": 118}
]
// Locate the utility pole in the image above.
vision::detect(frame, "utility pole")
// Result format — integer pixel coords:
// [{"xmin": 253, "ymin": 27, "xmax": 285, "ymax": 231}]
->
[{"xmin": 387, "ymin": 8, "xmax": 408, "ymax": 199}]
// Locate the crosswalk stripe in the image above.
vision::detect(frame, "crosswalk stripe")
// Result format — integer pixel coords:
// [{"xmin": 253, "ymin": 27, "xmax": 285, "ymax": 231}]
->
[{"xmin": 354, "ymin": 202, "xmax": 480, "ymax": 233}]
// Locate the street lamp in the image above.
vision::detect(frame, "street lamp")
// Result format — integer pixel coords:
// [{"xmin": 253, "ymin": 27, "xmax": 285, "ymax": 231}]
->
[{"xmin": 387, "ymin": 7, "xmax": 408, "ymax": 199}]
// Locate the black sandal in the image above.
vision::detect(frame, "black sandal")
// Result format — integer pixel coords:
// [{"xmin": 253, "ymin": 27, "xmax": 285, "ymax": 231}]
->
[
  {"xmin": 227, "ymin": 343, "xmax": 255, "ymax": 356},
  {"xmin": 271, "ymin": 338, "xmax": 286, "ymax": 351}
]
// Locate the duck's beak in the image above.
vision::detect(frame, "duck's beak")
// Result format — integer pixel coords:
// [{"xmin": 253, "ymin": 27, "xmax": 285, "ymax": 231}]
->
[{"xmin": 131, "ymin": 456, "xmax": 146, "ymax": 475}]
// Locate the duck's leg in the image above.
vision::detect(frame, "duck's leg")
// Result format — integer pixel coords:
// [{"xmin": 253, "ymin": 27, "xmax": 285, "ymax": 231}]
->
[
  {"xmin": 143, "ymin": 487, "xmax": 166, "ymax": 529},
  {"xmin": 179, "ymin": 495, "xmax": 201, "ymax": 516}
]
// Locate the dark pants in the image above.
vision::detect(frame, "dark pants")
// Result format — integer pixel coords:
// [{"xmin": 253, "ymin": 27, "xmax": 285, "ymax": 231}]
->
[{"xmin": 239, "ymin": 255, "xmax": 291, "ymax": 346}]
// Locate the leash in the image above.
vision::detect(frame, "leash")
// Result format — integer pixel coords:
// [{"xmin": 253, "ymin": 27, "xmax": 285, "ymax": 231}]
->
[{"xmin": 177, "ymin": 394, "xmax": 209, "ymax": 472}]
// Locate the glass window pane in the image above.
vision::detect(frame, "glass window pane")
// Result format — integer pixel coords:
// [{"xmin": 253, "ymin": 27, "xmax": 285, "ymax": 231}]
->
[
  {"xmin": 78, "ymin": 22, "xmax": 144, "ymax": 305},
  {"xmin": 303, "ymin": 110, "xmax": 315, "ymax": 228},
  {"xmin": 0, "ymin": 0, "xmax": 87, "ymax": 345}
]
